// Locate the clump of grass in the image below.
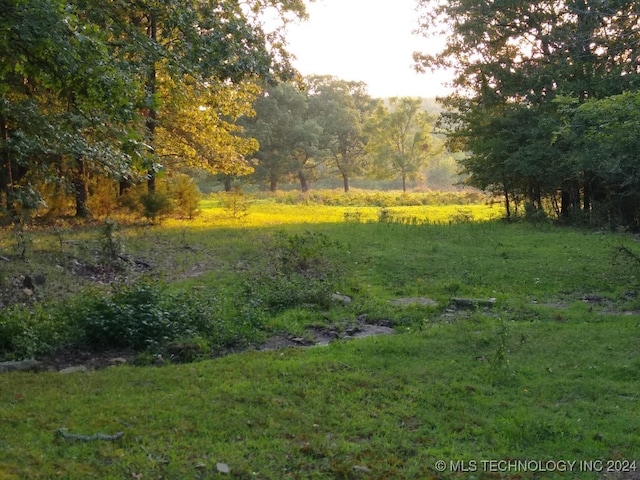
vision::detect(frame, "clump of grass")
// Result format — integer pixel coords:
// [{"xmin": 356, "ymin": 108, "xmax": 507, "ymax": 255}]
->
[{"xmin": 243, "ymin": 230, "xmax": 342, "ymax": 312}]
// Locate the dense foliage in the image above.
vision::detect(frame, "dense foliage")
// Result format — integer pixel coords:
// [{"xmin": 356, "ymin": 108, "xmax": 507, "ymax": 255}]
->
[
  {"xmin": 0, "ymin": 0, "xmax": 306, "ymax": 222},
  {"xmin": 416, "ymin": 0, "xmax": 640, "ymax": 228}
]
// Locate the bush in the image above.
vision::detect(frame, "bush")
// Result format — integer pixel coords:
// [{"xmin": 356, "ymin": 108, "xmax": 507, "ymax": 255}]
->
[
  {"xmin": 70, "ymin": 283, "xmax": 264, "ymax": 354},
  {"xmin": 139, "ymin": 192, "xmax": 173, "ymax": 221},
  {"xmin": 0, "ymin": 304, "xmax": 75, "ymax": 361},
  {"xmin": 0, "ymin": 282, "xmax": 266, "ymax": 361},
  {"xmin": 166, "ymin": 174, "xmax": 202, "ymax": 219},
  {"xmin": 73, "ymin": 283, "xmax": 204, "ymax": 351}
]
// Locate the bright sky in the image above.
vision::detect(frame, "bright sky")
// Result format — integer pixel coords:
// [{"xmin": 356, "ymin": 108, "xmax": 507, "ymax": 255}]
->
[{"xmin": 284, "ymin": 0, "xmax": 452, "ymax": 99}]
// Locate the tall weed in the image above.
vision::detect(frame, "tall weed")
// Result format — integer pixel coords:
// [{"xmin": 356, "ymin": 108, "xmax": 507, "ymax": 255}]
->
[{"xmin": 243, "ymin": 230, "xmax": 342, "ymax": 311}]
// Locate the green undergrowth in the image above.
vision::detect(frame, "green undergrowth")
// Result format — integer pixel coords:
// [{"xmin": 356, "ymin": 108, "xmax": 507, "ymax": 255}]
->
[
  {"xmin": 2, "ymin": 218, "xmax": 640, "ymax": 361},
  {"xmin": 0, "ymin": 314, "xmax": 638, "ymax": 479}
]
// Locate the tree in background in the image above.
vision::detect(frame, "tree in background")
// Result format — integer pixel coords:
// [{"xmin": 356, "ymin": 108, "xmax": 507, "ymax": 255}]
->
[
  {"xmin": 367, "ymin": 97, "xmax": 443, "ymax": 192},
  {"xmin": 415, "ymin": 0, "xmax": 640, "ymax": 225},
  {"xmin": 242, "ymin": 82, "xmax": 321, "ymax": 192},
  {"xmin": 307, "ymin": 76, "xmax": 377, "ymax": 193}
]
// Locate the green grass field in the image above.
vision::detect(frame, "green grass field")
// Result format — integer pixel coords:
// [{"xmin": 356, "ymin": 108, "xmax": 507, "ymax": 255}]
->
[{"xmin": 0, "ymin": 194, "xmax": 639, "ymax": 479}]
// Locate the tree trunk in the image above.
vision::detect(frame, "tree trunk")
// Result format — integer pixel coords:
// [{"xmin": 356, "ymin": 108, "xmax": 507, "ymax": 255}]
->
[
  {"xmin": 402, "ymin": 172, "xmax": 407, "ymax": 192},
  {"xmin": 147, "ymin": 167, "xmax": 156, "ymax": 194},
  {"xmin": 342, "ymin": 173, "xmax": 349, "ymax": 193},
  {"xmin": 299, "ymin": 170, "xmax": 309, "ymax": 193},
  {"xmin": 0, "ymin": 114, "xmax": 16, "ymax": 217},
  {"xmin": 269, "ymin": 177, "xmax": 277, "ymax": 192},
  {"xmin": 560, "ymin": 188, "xmax": 573, "ymax": 219},
  {"xmin": 503, "ymin": 182, "xmax": 511, "ymax": 220},
  {"xmin": 223, "ymin": 177, "xmax": 232, "ymax": 192},
  {"xmin": 145, "ymin": 9, "xmax": 158, "ymax": 194},
  {"xmin": 74, "ymin": 156, "xmax": 91, "ymax": 218},
  {"xmin": 583, "ymin": 172, "xmax": 592, "ymax": 212},
  {"xmin": 0, "ymin": 116, "xmax": 10, "ymax": 211},
  {"xmin": 119, "ymin": 179, "xmax": 132, "ymax": 196}
]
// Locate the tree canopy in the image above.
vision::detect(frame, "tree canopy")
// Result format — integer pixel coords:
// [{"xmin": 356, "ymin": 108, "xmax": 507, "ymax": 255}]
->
[
  {"xmin": 415, "ymin": 0, "xmax": 640, "ymax": 227},
  {"xmin": 241, "ymin": 82, "xmax": 321, "ymax": 192},
  {"xmin": 0, "ymin": 0, "xmax": 306, "ymax": 221},
  {"xmin": 307, "ymin": 76, "xmax": 377, "ymax": 193},
  {"xmin": 367, "ymin": 97, "xmax": 443, "ymax": 192}
]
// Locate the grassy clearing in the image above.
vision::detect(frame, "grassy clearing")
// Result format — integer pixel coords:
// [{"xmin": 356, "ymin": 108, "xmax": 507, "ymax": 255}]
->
[{"xmin": 1, "ymin": 193, "xmax": 639, "ymax": 479}]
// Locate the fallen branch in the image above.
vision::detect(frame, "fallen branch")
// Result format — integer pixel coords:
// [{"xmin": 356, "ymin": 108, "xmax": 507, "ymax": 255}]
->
[{"xmin": 55, "ymin": 428, "xmax": 124, "ymax": 442}]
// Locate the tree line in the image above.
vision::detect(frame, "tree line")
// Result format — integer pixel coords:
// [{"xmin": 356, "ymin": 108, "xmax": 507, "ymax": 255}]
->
[
  {"xmin": 238, "ymin": 78, "xmax": 446, "ymax": 194},
  {"xmin": 415, "ymin": 0, "xmax": 640, "ymax": 229},
  {"xmin": 0, "ymin": 1, "xmax": 449, "ymax": 223}
]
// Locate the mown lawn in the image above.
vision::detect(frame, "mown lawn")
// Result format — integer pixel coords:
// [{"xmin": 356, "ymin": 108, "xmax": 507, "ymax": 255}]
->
[{"xmin": 0, "ymin": 196, "xmax": 639, "ymax": 479}]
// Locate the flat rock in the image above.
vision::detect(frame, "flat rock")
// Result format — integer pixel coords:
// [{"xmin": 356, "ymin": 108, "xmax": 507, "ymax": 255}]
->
[
  {"xmin": 344, "ymin": 324, "xmax": 395, "ymax": 339},
  {"xmin": 331, "ymin": 293, "xmax": 352, "ymax": 305},
  {"xmin": 109, "ymin": 357, "xmax": 128, "ymax": 366},
  {"xmin": 389, "ymin": 297, "xmax": 438, "ymax": 307},
  {"xmin": 0, "ymin": 359, "xmax": 43, "ymax": 373},
  {"xmin": 59, "ymin": 365, "xmax": 89, "ymax": 374}
]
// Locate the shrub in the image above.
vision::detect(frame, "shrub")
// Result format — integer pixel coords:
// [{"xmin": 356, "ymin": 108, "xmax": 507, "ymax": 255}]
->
[
  {"xmin": 0, "ymin": 304, "xmax": 74, "ymax": 361},
  {"xmin": 140, "ymin": 192, "xmax": 173, "ymax": 222},
  {"xmin": 0, "ymin": 282, "xmax": 265, "ymax": 361},
  {"xmin": 220, "ymin": 188, "xmax": 251, "ymax": 220},
  {"xmin": 72, "ymin": 283, "xmax": 204, "ymax": 351},
  {"xmin": 165, "ymin": 174, "xmax": 202, "ymax": 219},
  {"xmin": 70, "ymin": 283, "xmax": 263, "ymax": 354}
]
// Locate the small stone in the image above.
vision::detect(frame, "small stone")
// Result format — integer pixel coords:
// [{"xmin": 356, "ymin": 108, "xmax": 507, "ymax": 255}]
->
[
  {"xmin": 345, "ymin": 326, "xmax": 360, "ymax": 335},
  {"xmin": 353, "ymin": 465, "xmax": 372, "ymax": 473},
  {"xmin": 583, "ymin": 294, "xmax": 603, "ymax": 303},
  {"xmin": 59, "ymin": 365, "xmax": 89, "ymax": 374},
  {"xmin": 109, "ymin": 357, "xmax": 128, "ymax": 366},
  {"xmin": 216, "ymin": 462, "xmax": 230, "ymax": 474},
  {"xmin": 332, "ymin": 293, "xmax": 352, "ymax": 305}
]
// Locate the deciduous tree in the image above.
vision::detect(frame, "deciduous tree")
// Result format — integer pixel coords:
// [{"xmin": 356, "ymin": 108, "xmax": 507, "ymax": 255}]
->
[
  {"xmin": 242, "ymin": 82, "xmax": 321, "ymax": 192},
  {"xmin": 367, "ymin": 97, "xmax": 442, "ymax": 192},
  {"xmin": 307, "ymin": 76, "xmax": 376, "ymax": 193}
]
